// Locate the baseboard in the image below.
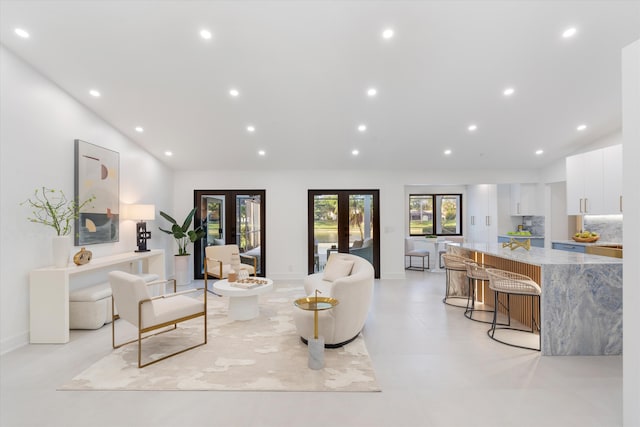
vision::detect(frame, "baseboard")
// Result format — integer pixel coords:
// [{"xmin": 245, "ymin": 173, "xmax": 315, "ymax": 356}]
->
[{"xmin": 1, "ymin": 330, "xmax": 29, "ymax": 355}]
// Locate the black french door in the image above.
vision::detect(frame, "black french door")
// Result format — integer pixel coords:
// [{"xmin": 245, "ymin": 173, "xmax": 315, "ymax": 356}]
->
[
  {"xmin": 193, "ymin": 189, "xmax": 266, "ymax": 279},
  {"xmin": 308, "ymin": 190, "xmax": 380, "ymax": 278}
]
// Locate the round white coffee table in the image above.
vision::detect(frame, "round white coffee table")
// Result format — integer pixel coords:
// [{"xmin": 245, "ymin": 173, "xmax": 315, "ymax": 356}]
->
[{"xmin": 212, "ymin": 278, "xmax": 274, "ymax": 320}]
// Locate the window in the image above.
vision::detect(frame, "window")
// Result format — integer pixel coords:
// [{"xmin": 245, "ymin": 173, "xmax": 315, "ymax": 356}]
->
[{"xmin": 409, "ymin": 194, "xmax": 462, "ymax": 236}]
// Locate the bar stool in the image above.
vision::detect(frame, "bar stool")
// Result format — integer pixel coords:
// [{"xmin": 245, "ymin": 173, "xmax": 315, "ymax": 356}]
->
[
  {"xmin": 485, "ymin": 268, "xmax": 542, "ymax": 351},
  {"xmin": 441, "ymin": 253, "xmax": 471, "ymax": 307},
  {"xmin": 463, "ymin": 260, "xmax": 496, "ymax": 324}
]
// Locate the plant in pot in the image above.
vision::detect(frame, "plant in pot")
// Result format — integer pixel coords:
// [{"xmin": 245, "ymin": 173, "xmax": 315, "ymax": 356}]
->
[
  {"xmin": 21, "ymin": 187, "xmax": 95, "ymax": 267},
  {"xmin": 159, "ymin": 207, "xmax": 205, "ymax": 286}
]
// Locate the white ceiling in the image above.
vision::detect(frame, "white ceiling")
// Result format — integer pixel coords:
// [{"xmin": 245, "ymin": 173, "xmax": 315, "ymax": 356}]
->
[{"xmin": 1, "ymin": 1, "xmax": 639, "ymax": 171}]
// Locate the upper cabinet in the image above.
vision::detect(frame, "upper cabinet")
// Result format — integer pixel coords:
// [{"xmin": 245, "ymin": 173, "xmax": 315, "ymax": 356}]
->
[
  {"xmin": 566, "ymin": 145, "xmax": 622, "ymax": 215},
  {"xmin": 510, "ymin": 183, "xmax": 542, "ymax": 216},
  {"xmin": 602, "ymin": 144, "xmax": 623, "ymax": 214},
  {"xmin": 467, "ymin": 184, "xmax": 498, "ymax": 244}
]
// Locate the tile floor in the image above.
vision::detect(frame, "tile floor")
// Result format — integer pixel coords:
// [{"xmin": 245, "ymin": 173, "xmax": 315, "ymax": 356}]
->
[{"xmin": 0, "ymin": 270, "xmax": 622, "ymax": 427}]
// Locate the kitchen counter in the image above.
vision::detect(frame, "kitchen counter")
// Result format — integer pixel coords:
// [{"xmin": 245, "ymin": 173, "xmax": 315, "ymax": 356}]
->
[
  {"xmin": 552, "ymin": 239, "xmax": 621, "ymax": 247},
  {"xmin": 499, "ymin": 234, "xmax": 544, "ymax": 239},
  {"xmin": 448, "ymin": 243, "xmax": 622, "ymax": 356}
]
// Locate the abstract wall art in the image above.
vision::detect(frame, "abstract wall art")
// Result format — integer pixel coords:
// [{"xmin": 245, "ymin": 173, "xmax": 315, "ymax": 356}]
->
[{"xmin": 74, "ymin": 139, "xmax": 119, "ymax": 245}]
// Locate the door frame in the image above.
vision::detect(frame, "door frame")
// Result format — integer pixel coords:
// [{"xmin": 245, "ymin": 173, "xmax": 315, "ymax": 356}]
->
[
  {"xmin": 307, "ymin": 189, "xmax": 380, "ymax": 278},
  {"xmin": 193, "ymin": 189, "xmax": 266, "ymax": 279}
]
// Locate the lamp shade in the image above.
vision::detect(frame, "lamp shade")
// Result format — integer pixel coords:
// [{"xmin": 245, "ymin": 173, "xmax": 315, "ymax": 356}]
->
[{"xmin": 126, "ymin": 204, "xmax": 155, "ymax": 221}]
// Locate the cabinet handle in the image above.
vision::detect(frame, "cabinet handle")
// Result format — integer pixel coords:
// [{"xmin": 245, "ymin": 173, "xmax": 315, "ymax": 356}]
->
[
  {"xmin": 471, "ymin": 216, "xmax": 475, "ymax": 226},
  {"xmin": 620, "ymin": 195, "xmax": 623, "ymax": 213},
  {"xmin": 585, "ymin": 198, "xmax": 588, "ymax": 213},
  {"xmin": 517, "ymin": 202, "xmax": 521, "ymax": 214},
  {"xmin": 486, "ymin": 216, "xmax": 490, "ymax": 226}
]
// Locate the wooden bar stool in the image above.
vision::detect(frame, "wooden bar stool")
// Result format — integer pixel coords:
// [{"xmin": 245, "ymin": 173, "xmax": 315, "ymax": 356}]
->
[
  {"xmin": 441, "ymin": 253, "xmax": 471, "ymax": 307},
  {"xmin": 485, "ymin": 268, "xmax": 542, "ymax": 351}
]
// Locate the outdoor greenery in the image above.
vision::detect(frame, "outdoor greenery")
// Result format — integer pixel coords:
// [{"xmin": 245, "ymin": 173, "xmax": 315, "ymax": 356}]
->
[
  {"xmin": 21, "ymin": 187, "xmax": 95, "ymax": 236},
  {"xmin": 409, "ymin": 194, "xmax": 460, "ymax": 236}
]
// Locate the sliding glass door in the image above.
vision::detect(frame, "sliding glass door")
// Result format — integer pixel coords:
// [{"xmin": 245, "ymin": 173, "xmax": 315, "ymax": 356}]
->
[
  {"xmin": 193, "ymin": 190, "xmax": 266, "ymax": 279},
  {"xmin": 308, "ymin": 190, "xmax": 379, "ymax": 278}
]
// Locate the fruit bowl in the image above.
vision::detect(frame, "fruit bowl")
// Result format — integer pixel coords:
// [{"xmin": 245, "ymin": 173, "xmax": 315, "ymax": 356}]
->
[{"xmin": 572, "ymin": 236, "xmax": 599, "ymax": 243}]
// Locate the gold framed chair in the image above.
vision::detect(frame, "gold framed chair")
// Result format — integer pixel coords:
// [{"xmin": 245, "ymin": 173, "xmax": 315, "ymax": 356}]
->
[
  {"xmin": 204, "ymin": 244, "xmax": 256, "ymax": 290},
  {"xmin": 109, "ymin": 271, "xmax": 207, "ymax": 368}
]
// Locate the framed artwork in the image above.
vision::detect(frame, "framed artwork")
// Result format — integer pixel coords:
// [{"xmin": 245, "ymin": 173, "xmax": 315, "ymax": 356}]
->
[{"xmin": 74, "ymin": 139, "xmax": 120, "ymax": 245}]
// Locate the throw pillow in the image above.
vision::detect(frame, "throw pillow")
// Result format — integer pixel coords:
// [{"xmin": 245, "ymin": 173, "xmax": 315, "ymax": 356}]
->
[{"xmin": 322, "ymin": 258, "xmax": 355, "ymax": 282}]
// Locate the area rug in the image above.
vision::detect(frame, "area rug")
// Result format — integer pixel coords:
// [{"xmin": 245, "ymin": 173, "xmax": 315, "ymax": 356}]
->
[{"xmin": 60, "ymin": 285, "xmax": 380, "ymax": 392}]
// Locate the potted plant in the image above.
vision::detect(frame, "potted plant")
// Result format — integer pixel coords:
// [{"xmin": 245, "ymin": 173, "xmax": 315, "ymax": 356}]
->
[
  {"xmin": 21, "ymin": 187, "xmax": 95, "ymax": 267},
  {"xmin": 159, "ymin": 207, "xmax": 205, "ymax": 285}
]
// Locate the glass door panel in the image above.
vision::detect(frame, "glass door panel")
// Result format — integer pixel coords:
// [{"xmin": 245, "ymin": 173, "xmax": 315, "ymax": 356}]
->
[
  {"xmin": 348, "ymin": 194, "xmax": 374, "ymax": 264},
  {"xmin": 312, "ymin": 194, "xmax": 338, "ymax": 273},
  {"xmin": 236, "ymin": 194, "xmax": 262, "ymax": 275},
  {"xmin": 205, "ymin": 196, "xmax": 225, "ymax": 245}
]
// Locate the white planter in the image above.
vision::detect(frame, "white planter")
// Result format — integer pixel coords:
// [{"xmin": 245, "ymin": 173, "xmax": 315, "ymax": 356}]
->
[
  {"xmin": 52, "ymin": 235, "xmax": 71, "ymax": 268},
  {"xmin": 174, "ymin": 255, "xmax": 191, "ymax": 286}
]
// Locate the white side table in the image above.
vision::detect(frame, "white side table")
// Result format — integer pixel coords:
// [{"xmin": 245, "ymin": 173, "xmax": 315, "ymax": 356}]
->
[{"xmin": 213, "ymin": 278, "xmax": 274, "ymax": 320}]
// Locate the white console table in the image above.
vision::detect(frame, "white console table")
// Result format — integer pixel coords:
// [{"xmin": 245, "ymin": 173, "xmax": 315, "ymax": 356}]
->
[{"xmin": 29, "ymin": 249, "xmax": 165, "ymax": 344}]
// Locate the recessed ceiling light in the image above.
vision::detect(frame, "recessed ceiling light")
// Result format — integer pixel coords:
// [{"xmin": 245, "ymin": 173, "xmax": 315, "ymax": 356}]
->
[
  {"xmin": 503, "ymin": 87, "xmax": 515, "ymax": 97},
  {"xmin": 164, "ymin": 151, "xmax": 173, "ymax": 156},
  {"xmin": 535, "ymin": 149, "xmax": 544, "ymax": 155},
  {"xmin": 367, "ymin": 88, "xmax": 377, "ymax": 97},
  {"xmin": 135, "ymin": 126, "xmax": 144, "ymax": 133},
  {"xmin": 468, "ymin": 124, "xmax": 478, "ymax": 132},
  {"xmin": 247, "ymin": 125, "xmax": 255, "ymax": 133},
  {"xmin": 229, "ymin": 88, "xmax": 239, "ymax": 97},
  {"xmin": 577, "ymin": 124, "xmax": 587, "ymax": 131},
  {"xmin": 444, "ymin": 149, "xmax": 452, "ymax": 155},
  {"xmin": 352, "ymin": 149, "xmax": 360, "ymax": 156},
  {"xmin": 382, "ymin": 28, "xmax": 394, "ymax": 39},
  {"xmin": 89, "ymin": 89, "xmax": 101, "ymax": 97},
  {"xmin": 200, "ymin": 29, "xmax": 212, "ymax": 40},
  {"xmin": 357, "ymin": 124, "xmax": 367, "ymax": 132},
  {"xmin": 258, "ymin": 150, "xmax": 266, "ymax": 156},
  {"xmin": 14, "ymin": 28, "xmax": 30, "ymax": 38},
  {"xmin": 562, "ymin": 27, "xmax": 577, "ymax": 38}
]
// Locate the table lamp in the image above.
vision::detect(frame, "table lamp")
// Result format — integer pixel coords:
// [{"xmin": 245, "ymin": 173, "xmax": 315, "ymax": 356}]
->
[{"xmin": 127, "ymin": 204, "xmax": 155, "ymax": 252}]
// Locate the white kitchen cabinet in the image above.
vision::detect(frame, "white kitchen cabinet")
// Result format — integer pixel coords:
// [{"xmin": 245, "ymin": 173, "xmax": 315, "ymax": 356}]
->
[
  {"xmin": 510, "ymin": 183, "xmax": 542, "ymax": 215},
  {"xmin": 466, "ymin": 184, "xmax": 497, "ymax": 244},
  {"xmin": 602, "ymin": 144, "xmax": 623, "ymax": 213},
  {"xmin": 566, "ymin": 149, "xmax": 605, "ymax": 214}
]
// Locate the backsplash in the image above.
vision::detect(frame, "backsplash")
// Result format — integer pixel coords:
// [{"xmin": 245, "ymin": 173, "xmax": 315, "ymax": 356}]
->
[
  {"xmin": 521, "ymin": 216, "xmax": 545, "ymax": 236},
  {"xmin": 584, "ymin": 215, "xmax": 623, "ymax": 243}
]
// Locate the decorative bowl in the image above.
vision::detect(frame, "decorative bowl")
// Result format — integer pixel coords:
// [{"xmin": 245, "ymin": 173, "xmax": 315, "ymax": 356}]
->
[{"xmin": 572, "ymin": 236, "xmax": 599, "ymax": 243}]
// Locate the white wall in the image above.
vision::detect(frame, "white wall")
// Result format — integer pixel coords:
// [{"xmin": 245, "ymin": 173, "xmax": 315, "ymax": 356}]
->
[
  {"xmin": 0, "ymin": 47, "xmax": 174, "ymax": 353},
  {"xmin": 175, "ymin": 169, "xmax": 548, "ymax": 282},
  {"xmin": 622, "ymin": 39, "xmax": 640, "ymax": 427}
]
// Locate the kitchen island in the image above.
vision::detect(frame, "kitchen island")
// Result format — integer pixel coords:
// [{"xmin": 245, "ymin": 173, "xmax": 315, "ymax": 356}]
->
[{"xmin": 448, "ymin": 243, "xmax": 622, "ymax": 356}]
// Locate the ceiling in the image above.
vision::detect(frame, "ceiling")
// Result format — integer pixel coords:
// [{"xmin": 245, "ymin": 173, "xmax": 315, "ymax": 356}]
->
[{"xmin": 1, "ymin": 1, "xmax": 639, "ymax": 171}]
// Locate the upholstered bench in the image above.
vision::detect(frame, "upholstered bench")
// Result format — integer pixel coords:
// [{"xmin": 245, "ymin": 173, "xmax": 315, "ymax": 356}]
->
[{"xmin": 69, "ymin": 273, "xmax": 159, "ymax": 330}]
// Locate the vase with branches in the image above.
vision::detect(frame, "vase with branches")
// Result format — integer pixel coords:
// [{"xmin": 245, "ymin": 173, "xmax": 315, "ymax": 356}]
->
[{"xmin": 21, "ymin": 187, "xmax": 95, "ymax": 236}]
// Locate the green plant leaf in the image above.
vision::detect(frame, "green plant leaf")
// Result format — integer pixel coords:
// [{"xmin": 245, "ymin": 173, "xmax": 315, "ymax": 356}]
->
[{"xmin": 159, "ymin": 211, "xmax": 178, "ymax": 225}]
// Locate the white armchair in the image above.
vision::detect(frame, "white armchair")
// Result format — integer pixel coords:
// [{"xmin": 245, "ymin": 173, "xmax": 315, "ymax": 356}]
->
[
  {"xmin": 204, "ymin": 244, "xmax": 256, "ymax": 285},
  {"xmin": 109, "ymin": 271, "xmax": 207, "ymax": 368},
  {"xmin": 293, "ymin": 253, "xmax": 375, "ymax": 347}
]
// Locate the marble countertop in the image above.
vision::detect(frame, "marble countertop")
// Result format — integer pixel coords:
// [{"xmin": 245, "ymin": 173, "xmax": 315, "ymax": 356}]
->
[
  {"xmin": 499, "ymin": 234, "xmax": 544, "ymax": 239},
  {"xmin": 551, "ymin": 239, "xmax": 622, "ymax": 247},
  {"xmin": 451, "ymin": 242, "xmax": 623, "ymax": 266}
]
